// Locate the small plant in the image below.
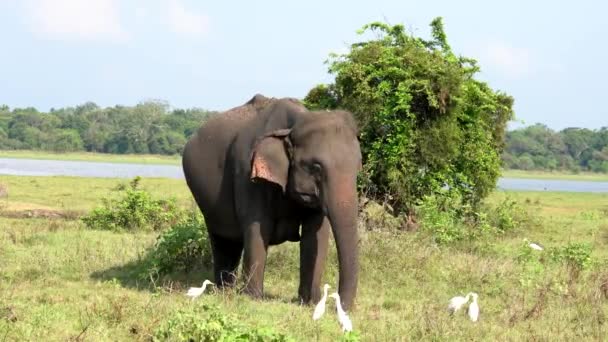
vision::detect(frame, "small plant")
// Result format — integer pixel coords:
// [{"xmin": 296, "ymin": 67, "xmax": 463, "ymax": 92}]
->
[
  {"xmin": 487, "ymin": 196, "xmax": 537, "ymax": 234},
  {"xmin": 153, "ymin": 304, "xmax": 294, "ymax": 342},
  {"xmin": 82, "ymin": 177, "xmax": 183, "ymax": 232},
  {"xmin": 549, "ymin": 242, "xmax": 594, "ymax": 271},
  {"xmin": 416, "ymin": 192, "xmax": 472, "ymax": 245},
  {"xmin": 515, "ymin": 240, "xmax": 545, "ymax": 289},
  {"xmin": 144, "ymin": 210, "xmax": 212, "ymax": 277},
  {"xmin": 491, "ymin": 198, "xmax": 519, "ymax": 233},
  {"xmin": 340, "ymin": 331, "xmax": 362, "ymax": 342}
]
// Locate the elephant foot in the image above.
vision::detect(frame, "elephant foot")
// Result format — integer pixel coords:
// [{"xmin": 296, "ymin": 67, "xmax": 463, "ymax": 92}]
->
[
  {"xmin": 298, "ymin": 285, "xmax": 321, "ymax": 305},
  {"xmin": 216, "ymin": 270, "xmax": 238, "ymax": 288},
  {"xmin": 241, "ymin": 284, "xmax": 264, "ymax": 299}
]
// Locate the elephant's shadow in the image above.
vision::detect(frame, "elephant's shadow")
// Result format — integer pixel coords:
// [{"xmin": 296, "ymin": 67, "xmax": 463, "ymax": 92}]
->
[
  {"xmin": 89, "ymin": 249, "xmax": 214, "ymax": 293},
  {"xmin": 89, "ymin": 255, "xmax": 301, "ymax": 305}
]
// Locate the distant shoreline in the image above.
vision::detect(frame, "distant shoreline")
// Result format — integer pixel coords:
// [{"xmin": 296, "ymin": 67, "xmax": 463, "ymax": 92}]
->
[
  {"xmin": 501, "ymin": 169, "xmax": 608, "ymax": 182},
  {"xmin": 2, "ymin": 150, "xmax": 608, "ymax": 182},
  {"xmin": 0, "ymin": 150, "xmax": 181, "ymax": 166}
]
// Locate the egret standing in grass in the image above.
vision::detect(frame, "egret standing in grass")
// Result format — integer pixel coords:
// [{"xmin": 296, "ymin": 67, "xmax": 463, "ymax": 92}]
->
[
  {"xmin": 186, "ymin": 279, "xmax": 214, "ymax": 300},
  {"xmin": 525, "ymin": 238, "xmax": 544, "ymax": 251},
  {"xmin": 468, "ymin": 292, "xmax": 479, "ymax": 322},
  {"xmin": 329, "ymin": 292, "xmax": 353, "ymax": 332},
  {"xmin": 313, "ymin": 284, "xmax": 331, "ymax": 321},
  {"xmin": 447, "ymin": 293, "xmax": 471, "ymax": 315}
]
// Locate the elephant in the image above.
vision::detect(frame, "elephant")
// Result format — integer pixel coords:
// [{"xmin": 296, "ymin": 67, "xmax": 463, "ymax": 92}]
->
[{"xmin": 181, "ymin": 94, "xmax": 362, "ymax": 311}]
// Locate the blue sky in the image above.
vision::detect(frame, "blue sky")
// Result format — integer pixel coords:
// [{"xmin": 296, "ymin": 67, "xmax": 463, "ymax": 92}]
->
[{"xmin": 0, "ymin": 0, "xmax": 606, "ymax": 130}]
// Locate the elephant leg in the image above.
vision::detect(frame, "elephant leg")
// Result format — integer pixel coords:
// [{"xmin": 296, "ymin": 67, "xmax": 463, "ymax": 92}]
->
[
  {"xmin": 241, "ymin": 220, "xmax": 271, "ymax": 298},
  {"xmin": 209, "ymin": 232, "xmax": 244, "ymax": 288},
  {"xmin": 298, "ymin": 214, "xmax": 330, "ymax": 305}
]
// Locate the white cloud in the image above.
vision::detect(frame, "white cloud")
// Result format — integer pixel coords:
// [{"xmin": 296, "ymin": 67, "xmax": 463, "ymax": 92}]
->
[
  {"xmin": 25, "ymin": 0, "xmax": 127, "ymax": 42},
  {"xmin": 166, "ymin": 0, "xmax": 209, "ymax": 38},
  {"xmin": 480, "ymin": 42, "xmax": 532, "ymax": 78}
]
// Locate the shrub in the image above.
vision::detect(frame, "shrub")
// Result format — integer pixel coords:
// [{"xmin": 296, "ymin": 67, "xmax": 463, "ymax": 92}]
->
[
  {"xmin": 415, "ymin": 191, "xmax": 484, "ymax": 244},
  {"xmin": 415, "ymin": 192, "xmax": 538, "ymax": 245},
  {"xmin": 358, "ymin": 199, "xmax": 403, "ymax": 231},
  {"xmin": 304, "ymin": 18, "xmax": 514, "ymax": 215},
  {"xmin": 153, "ymin": 304, "xmax": 295, "ymax": 342},
  {"xmin": 82, "ymin": 177, "xmax": 183, "ymax": 232},
  {"xmin": 486, "ymin": 196, "xmax": 537, "ymax": 234},
  {"xmin": 144, "ymin": 210, "xmax": 212, "ymax": 277},
  {"xmin": 549, "ymin": 242, "xmax": 594, "ymax": 271}
]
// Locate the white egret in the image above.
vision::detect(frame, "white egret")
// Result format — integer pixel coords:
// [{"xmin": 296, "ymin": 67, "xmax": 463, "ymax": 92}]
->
[
  {"xmin": 529, "ymin": 243, "xmax": 543, "ymax": 251},
  {"xmin": 467, "ymin": 292, "xmax": 479, "ymax": 322},
  {"xmin": 312, "ymin": 284, "xmax": 331, "ymax": 321},
  {"xmin": 525, "ymin": 238, "xmax": 543, "ymax": 251},
  {"xmin": 447, "ymin": 293, "xmax": 471, "ymax": 315},
  {"xmin": 328, "ymin": 292, "xmax": 353, "ymax": 332},
  {"xmin": 186, "ymin": 279, "xmax": 214, "ymax": 299}
]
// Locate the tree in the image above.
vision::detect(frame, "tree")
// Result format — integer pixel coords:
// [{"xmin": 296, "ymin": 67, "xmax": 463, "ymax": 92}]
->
[{"xmin": 304, "ymin": 18, "xmax": 514, "ymax": 213}]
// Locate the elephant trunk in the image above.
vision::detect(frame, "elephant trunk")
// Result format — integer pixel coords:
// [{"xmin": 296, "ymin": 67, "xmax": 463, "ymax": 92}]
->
[{"xmin": 325, "ymin": 174, "xmax": 359, "ymax": 312}]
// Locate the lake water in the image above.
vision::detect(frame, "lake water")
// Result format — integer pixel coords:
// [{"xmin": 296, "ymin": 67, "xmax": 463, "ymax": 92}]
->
[{"xmin": 1, "ymin": 157, "xmax": 608, "ymax": 193}]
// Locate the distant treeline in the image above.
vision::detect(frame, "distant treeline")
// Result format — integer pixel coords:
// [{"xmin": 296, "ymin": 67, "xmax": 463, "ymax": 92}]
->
[
  {"xmin": 503, "ymin": 124, "xmax": 608, "ymax": 173},
  {"xmin": 0, "ymin": 101, "xmax": 215, "ymax": 155},
  {"xmin": 2, "ymin": 102, "xmax": 607, "ymax": 174}
]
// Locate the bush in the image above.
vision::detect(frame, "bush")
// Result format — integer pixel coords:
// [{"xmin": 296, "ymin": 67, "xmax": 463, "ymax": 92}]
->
[
  {"xmin": 549, "ymin": 242, "xmax": 594, "ymax": 271},
  {"xmin": 153, "ymin": 304, "xmax": 295, "ymax": 342},
  {"xmin": 486, "ymin": 196, "xmax": 536, "ymax": 234},
  {"xmin": 144, "ymin": 210, "xmax": 212, "ymax": 277},
  {"xmin": 416, "ymin": 193, "xmax": 466, "ymax": 244},
  {"xmin": 82, "ymin": 177, "xmax": 183, "ymax": 232},
  {"xmin": 305, "ymin": 18, "xmax": 514, "ymax": 215},
  {"xmin": 415, "ymin": 191, "xmax": 494, "ymax": 244},
  {"xmin": 415, "ymin": 192, "xmax": 539, "ymax": 245}
]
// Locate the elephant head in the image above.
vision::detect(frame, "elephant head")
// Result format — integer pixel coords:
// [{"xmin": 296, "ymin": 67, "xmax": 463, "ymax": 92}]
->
[{"xmin": 250, "ymin": 110, "xmax": 361, "ymax": 310}]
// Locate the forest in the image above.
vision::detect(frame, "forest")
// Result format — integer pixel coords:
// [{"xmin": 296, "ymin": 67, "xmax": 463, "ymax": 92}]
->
[
  {"xmin": 503, "ymin": 124, "xmax": 608, "ymax": 173},
  {"xmin": 0, "ymin": 101, "xmax": 215, "ymax": 155},
  {"xmin": 3, "ymin": 103, "xmax": 607, "ymax": 176}
]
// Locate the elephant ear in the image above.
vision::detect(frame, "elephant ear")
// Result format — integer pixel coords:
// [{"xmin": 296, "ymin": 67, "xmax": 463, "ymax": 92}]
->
[{"xmin": 250, "ymin": 129, "xmax": 292, "ymax": 192}]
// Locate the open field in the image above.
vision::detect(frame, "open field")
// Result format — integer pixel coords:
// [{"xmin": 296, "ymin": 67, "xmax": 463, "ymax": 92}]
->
[
  {"xmin": 0, "ymin": 150, "xmax": 181, "ymax": 166},
  {"xmin": 502, "ymin": 169, "xmax": 608, "ymax": 182},
  {"xmin": 1, "ymin": 175, "xmax": 608, "ymax": 340}
]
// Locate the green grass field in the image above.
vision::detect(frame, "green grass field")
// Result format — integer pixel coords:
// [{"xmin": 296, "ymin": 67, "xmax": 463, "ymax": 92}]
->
[
  {"xmin": 502, "ymin": 169, "xmax": 608, "ymax": 182},
  {"xmin": 1, "ymin": 175, "xmax": 607, "ymax": 341},
  {"xmin": 0, "ymin": 150, "xmax": 181, "ymax": 165}
]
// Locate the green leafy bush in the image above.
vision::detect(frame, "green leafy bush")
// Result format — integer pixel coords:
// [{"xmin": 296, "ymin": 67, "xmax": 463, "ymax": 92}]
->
[
  {"xmin": 549, "ymin": 242, "xmax": 594, "ymax": 271},
  {"xmin": 153, "ymin": 304, "xmax": 294, "ymax": 342},
  {"xmin": 305, "ymin": 17, "xmax": 514, "ymax": 215},
  {"xmin": 415, "ymin": 192, "xmax": 538, "ymax": 245},
  {"xmin": 417, "ymin": 193, "xmax": 466, "ymax": 244},
  {"xmin": 486, "ymin": 196, "xmax": 538, "ymax": 234},
  {"xmin": 82, "ymin": 177, "xmax": 183, "ymax": 232},
  {"xmin": 144, "ymin": 210, "xmax": 212, "ymax": 277},
  {"xmin": 415, "ymin": 191, "xmax": 494, "ymax": 244}
]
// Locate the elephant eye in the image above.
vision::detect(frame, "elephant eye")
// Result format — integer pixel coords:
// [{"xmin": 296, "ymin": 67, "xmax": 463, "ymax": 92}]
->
[{"xmin": 310, "ymin": 162, "xmax": 322, "ymax": 175}]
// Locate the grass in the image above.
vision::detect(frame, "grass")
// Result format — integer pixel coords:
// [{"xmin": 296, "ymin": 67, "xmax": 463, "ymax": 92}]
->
[
  {"xmin": 502, "ymin": 169, "xmax": 608, "ymax": 182},
  {"xmin": 0, "ymin": 175, "xmax": 190, "ymax": 212},
  {"xmin": 1, "ymin": 177, "xmax": 608, "ymax": 340},
  {"xmin": 0, "ymin": 150, "xmax": 181, "ymax": 165}
]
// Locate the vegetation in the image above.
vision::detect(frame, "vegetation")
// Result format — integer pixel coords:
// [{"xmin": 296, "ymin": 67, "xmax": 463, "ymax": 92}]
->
[
  {"xmin": 0, "ymin": 101, "xmax": 214, "ymax": 155},
  {"xmin": 503, "ymin": 124, "xmax": 608, "ymax": 173},
  {"xmin": 2, "ymin": 16, "xmax": 608, "ymax": 341},
  {"xmin": 153, "ymin": 304, "xmax": 295, "ymax": 342},
  {"xmin": 0, "ymin": 149, "xmax": 181, "ymax": 165},
  {"xmin": 502, "ymin": 169, "xmax": 608, "ymax": 182},
  {"xmin": 142, "ymin": 210, "xmax": 213, "ymax": 280},
  {"xmin": 1, "ymin": 176, "xmax": 608, "ymax": 340},
  {"xmin": 304, "ymin": 18, "xmax": 514, "ymax": 214},
  {"xmin": 81, "ymin": 176, "xmax": 183, "ymax": 232}
]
